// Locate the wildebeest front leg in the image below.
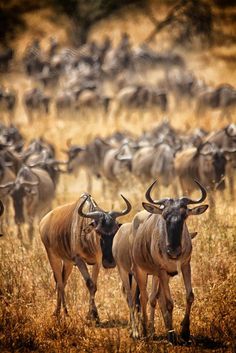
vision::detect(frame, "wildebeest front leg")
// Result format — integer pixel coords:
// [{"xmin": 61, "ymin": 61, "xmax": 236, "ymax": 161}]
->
[
  {"xmin": 158, "ymin": 271, "xmax": 177, "ymax": 344},
  {"xmin": 73, "ymin": 255, "xmax": 98, "ymax": 322},
  {"xmin": 88, "ymin": 262, "xmax": 101, "ymax": 322},
  {"xmin": 180, "ymin": 262, "xmax": 194, "ymax": 342}
]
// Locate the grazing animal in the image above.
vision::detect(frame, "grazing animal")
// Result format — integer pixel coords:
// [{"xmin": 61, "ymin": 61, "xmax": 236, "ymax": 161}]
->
[
  {"xmin": 196, "ymin": 84, "xmax": 236, "ymax": 120},
  {"xmin": 174, "ymin": 142, "xmax": 235, "ymax": 208},
  {"xmin": 39, "ymin": 193, "xmax": 131, "ymax": 319},
  {"xmin": 205, "ymin": 124, "xmax": 236, "ymax": 199},
  {"xmin": 131, "ymin": 180, "xmax": 208, "ymax": 342},
  {"xmin": 112, "ymin": 210, "xmax": 149, "ymax": 337},
  {"xmin": 0, "ymin": 165, "xmax": 55, "ymax": 243},
  {"xmin": 23, "ymin": 88, "xmax": 51, "ymax": 121},
  {"xmin": 64, "ymin": 138, "xmax": 111, "ymax": 192}
]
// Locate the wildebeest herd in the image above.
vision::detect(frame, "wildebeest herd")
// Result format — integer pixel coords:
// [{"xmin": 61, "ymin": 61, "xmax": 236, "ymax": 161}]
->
[
  {"xmin": 0, "ymin": 115, "xmax": 235, "ymax": 343},
  {"xmin": 0, "ymin": 34, "xmax": 236, "ymax": 347},
  {"xmin": 1, "ymin": 35, "xmax": 236, "ymax": 124}
]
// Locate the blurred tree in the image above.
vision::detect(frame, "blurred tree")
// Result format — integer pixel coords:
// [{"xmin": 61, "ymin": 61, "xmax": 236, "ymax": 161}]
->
[
  {"xmin": 144, "ymin": 0, "xmax": 213, "ymax": 47},
  {"xmin": 53, "ymin": 0, "xmax": 145, "ymax": 45}
]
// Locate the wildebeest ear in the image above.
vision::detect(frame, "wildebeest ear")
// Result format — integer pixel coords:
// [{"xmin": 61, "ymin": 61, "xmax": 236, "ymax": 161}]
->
[
  {"xmin": 142, "ymin": 202, "xmax": 163, "ymax": 214},
  {"xmin": 189, "ymin": 204, "xmax": 208, "ymax": 216},
  {"xmin": 0, "ymin": 200, "xmax": 4, "ymax": 217},
  {"xmin": 190, "ymin": 232, "xmax": 198, "ymax": 239}
]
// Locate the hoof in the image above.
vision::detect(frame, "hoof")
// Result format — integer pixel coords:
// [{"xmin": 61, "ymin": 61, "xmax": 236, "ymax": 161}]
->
[
  {"xmin": 180, "ymin": 330, "xmax": 192, "ymax": 345},
  {"xmin": 167, "ymin": 330, "xmax": 178, "ymax": 345},
  {"xmin": 86, "ymin": 310, "xmax": 100, "ymax": 324}
]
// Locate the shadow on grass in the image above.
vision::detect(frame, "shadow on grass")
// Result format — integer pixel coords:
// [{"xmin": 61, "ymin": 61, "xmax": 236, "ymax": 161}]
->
[
  {"xmin": 96, "ymin": 319, "xmax": 128, "ymax": 329},
  {"xmin": 152, "ymin": 334, "xmax": 226, "ymax": 350}
]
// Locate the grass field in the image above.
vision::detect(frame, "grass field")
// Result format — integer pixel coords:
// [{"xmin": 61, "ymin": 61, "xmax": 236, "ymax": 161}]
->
[{"xmin": 0, "ymin": 1, "xmax": 236, "ymax": 352}]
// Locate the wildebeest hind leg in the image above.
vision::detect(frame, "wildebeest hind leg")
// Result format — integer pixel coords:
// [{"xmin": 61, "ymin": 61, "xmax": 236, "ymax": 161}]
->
[
  {"xmin": 133, "ymin": 266, "xmax": 148, "ymax": 337},
  {"xmin": 46, "ymin": 249, "xmax": 64, "ymax": 316},
  {"xmin": 62, "ymin": 261, "xmax": 73, "ymax": 315}
]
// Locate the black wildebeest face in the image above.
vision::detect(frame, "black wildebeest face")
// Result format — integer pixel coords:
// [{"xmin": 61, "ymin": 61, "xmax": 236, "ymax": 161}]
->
[
  {"xmin": 11, "ymin": 185, "xmax": 26, "ymax": 224},
  {"xmin": 95, "ymin": 214, "xmax": 120, "ymax": 269},
  {"xmin": 161, "ymin": 200, "xmax": 188, "ymax": 259},
  {"xmin": 63, "ymin": 145, "xmax": 85, "ymax": 173},
  {"xmin": 212, "ymin": 151, "xmax": 227, "ymax": 188},
  {"xmin": 78, "ymin": 194, "xmax": 132, "ymax": 268},
  {"xmin": 199, "ymin": 144, "xmax": 227, "ymax": 188},
  {"xmin": 143, "ymin": 180, "xmax": 208, "ymax": 260}
]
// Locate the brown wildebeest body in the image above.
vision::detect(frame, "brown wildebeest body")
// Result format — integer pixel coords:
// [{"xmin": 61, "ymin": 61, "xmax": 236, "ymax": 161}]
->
[
  {"xmin": 112, "ymin": 210, "xmax": 149, "ymax": 337},
  {"xmin": 39, "ymin": 193, "xmax": 131, "ymax": 320},
  {"xmin": 130, "ymin": 181, "xmax": 208, "ymax": 343}
]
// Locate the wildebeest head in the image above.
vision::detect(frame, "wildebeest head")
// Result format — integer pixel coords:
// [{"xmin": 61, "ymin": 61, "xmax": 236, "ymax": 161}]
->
[
  {"xmin": 62, "ymin": 142, "xmax": 86, "ymax": 173},
  {"xmin": 142, "ymin": 180, "xmax": 208, "ymax": 260},
  {"xmin": 78, "ymin": 194, "xmax": 132, "ymax": 268}
]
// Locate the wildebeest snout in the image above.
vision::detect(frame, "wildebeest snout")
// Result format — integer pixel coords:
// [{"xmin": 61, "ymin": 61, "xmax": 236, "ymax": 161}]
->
[
  {"xmin": 102, "ymin": 258, "xmax": 116, "ymax": 269},
  {"xmin": 166, "ymin": 245, "xmax": 182, "ymax": 259}
]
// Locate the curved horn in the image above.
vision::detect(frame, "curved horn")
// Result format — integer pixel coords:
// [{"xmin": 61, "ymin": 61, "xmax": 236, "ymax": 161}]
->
[
  {"xmin": 19, "ymin": 168, "xmax": 40, "ymax": 187},
  {"xmin": 223, "ymin": 147, "xmax": 236, "ymax": 154},
  {"xmin": 145, "ymin": 180, "xmax": 169, "ymax": 205},
  {"xmin": 0, "ymin": 181, "xmax": 15, "ymax": 190},
  {"xmin": 225, "ymin": 124, "xmax": 236, "ymax": 138},
  {"xmin": 109, "ymin": 195, "xmax": 132, "ymax": 219},
  {"xmin": 198, "ymin": 142, "xmax": 214, "ymax": 156},
  {"xmin": 180, "ymin": 180, "xmax": 207, "ymax": 205},
  {"xmin": 0, "ymin": 200, "xmax": 4, "ymax": 217},
  {"xmin": 78, "ymin": 195, "xmax": 104, "ymax": 220},
  {"xmin": 20, "ymin": 180, "xmax": 39, "ymax": 187},
  {"xmin": 52, "ymin": 160, "xmax": 68, "ymax": 165}
]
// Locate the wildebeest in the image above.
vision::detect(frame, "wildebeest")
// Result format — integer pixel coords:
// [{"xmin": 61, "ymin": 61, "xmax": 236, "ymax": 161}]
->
[
  {"xmin": 174, "ymin": 141, "xmax": 235, "ymax": 208},
  {"xmin": 23, "ymin": 88, "xmax": 51, "ymax": 121},
  {"xmin": 0, "ymin": 165, "xmax": 55, "ymax": 243},
  {"xmin": 64, "ymin": 138, "xmax": 111, "ymax": 192},
  {"xmin": 196, "ymin": 84, "xmax": 236, "ymax": 119},
  {"xmin": 0, "ymin": 87, "xmax": 17, "ymax": 123},
  {"xmin": 113, "ymin": 85, "xmax": 168, "ymax": 118},
  {"xmin": 131, "ymin": 180, "xmax": 208, "ymax": 341},
  {"xmin": 205, "ymin": 124, "xmax": 236, "ymax": 199},
  {"xmin": 131, "ymin": 139, "xmax": 180, "ymax": 195},
  {"xmin": 39, "ymin": 193, "xmax": 131, "ymax": 319}
]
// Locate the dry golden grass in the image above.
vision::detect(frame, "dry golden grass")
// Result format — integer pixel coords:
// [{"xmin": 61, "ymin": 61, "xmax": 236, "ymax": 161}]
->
[{"xmin": 1, "ymin": 2, "xmax": 236, "ymax": 352}]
